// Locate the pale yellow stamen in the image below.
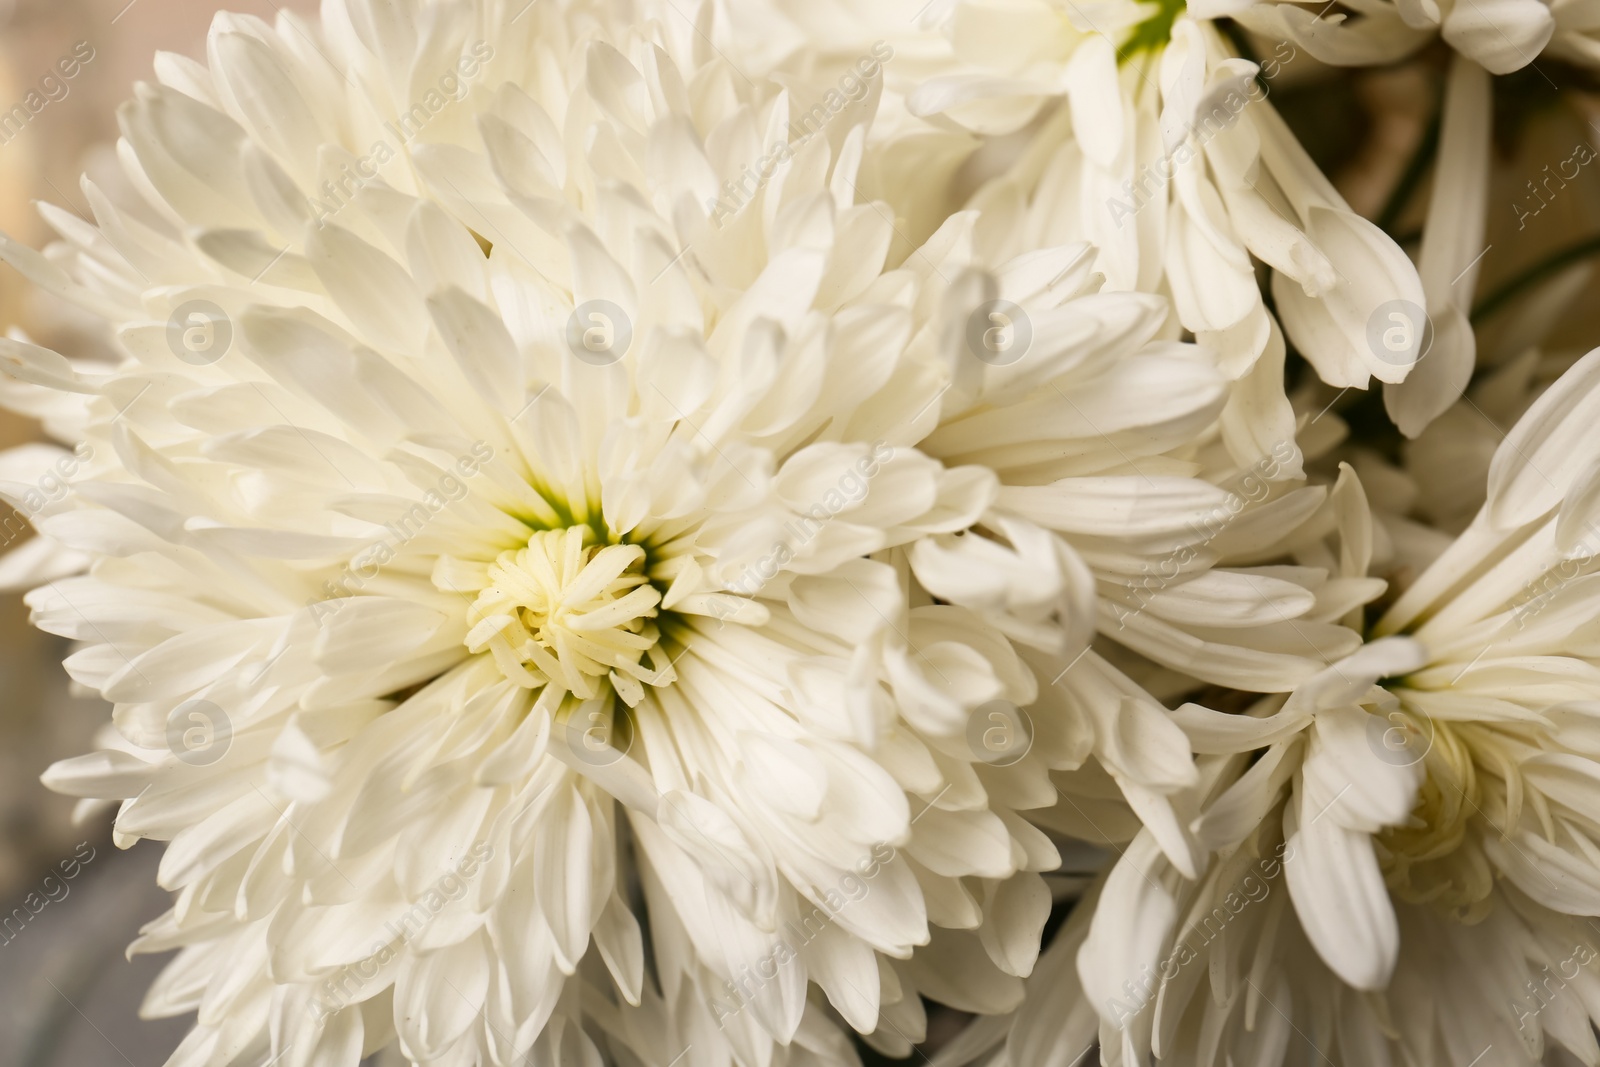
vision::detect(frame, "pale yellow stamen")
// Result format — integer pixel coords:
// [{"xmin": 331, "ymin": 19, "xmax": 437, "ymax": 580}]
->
[
  {"xmin": 1376, "ymin": 707, "xmax": 1495, "ymax": 923},
  {"xmin": 465, "ymin": 527, "xmax": 665, "ymax": 704}
]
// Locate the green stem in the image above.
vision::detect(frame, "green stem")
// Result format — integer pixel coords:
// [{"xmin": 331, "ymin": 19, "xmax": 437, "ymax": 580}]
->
[
  {"xmin": 1471, "ymin": 233, "xmax": 1600, "ymax": 324},
  {"xmin": 1375, "ymin": 110, "xmax": 1441, "ymax": 235}
]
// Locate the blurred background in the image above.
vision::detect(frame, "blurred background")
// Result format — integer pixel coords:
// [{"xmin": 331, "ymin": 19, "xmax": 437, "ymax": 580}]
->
[{"xmin": 0, "ymin": 3, "xmax": 1598, "ymax": 1066}]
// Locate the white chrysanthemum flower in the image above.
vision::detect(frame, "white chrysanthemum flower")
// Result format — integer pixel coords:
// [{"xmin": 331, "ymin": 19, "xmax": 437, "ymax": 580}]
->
[
  {"xmin": 979, "ymin": 791, "xmax": 1600, "ymax": 1067},
  {"xmin": 964, "ymin": 348, "xmax": 1600, "ymax": 1066},
  {"xmin": 0, "ymin": 1, "xmax": 1310, "ymax": 1064},
  {"xmin": 722, "ymin": 0, "xmax": 1452, "ymax": 421},
  {"xmin": 1212, "ymin": 0, "xmax": 1599, "ymax": 75}
]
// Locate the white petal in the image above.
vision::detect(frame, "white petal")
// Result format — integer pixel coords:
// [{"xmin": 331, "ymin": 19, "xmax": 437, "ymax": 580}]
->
[{"xmin": 1283, "ymin": 791, "xmax": 1399, "ymax": 991}]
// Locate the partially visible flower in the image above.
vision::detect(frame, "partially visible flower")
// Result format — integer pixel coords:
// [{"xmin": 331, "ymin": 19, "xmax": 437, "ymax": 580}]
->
[
  {"xmin": 732, "ymin": 0, "xmax": 1434, "ymax": 405},
  {"xmin": 965, "ymin": 346, "xmax": 1600, "ymax": 1067},
  {"xmin": 1215, "ymin": 0, "xmax": 1600, "ymax": 75}
]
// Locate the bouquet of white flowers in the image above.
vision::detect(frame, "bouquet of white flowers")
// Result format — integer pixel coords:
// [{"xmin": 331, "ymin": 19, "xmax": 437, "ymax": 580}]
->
[{"xmin": 8, "ymin": 1, "xmax": 1600, "ymax": 1064}]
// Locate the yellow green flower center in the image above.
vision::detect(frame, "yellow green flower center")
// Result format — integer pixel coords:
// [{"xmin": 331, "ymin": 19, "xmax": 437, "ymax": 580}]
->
[
  {"xmin": 464, "ymin": 527, "xmax": 667, "ymax": 704},
  {"xmin": 1374, "ymin": 702, "xmax": 1496, "ymax": 924},
  {"xmin": 1123, "ymin": 0, "xmax": 1186, "ymax": 57}
]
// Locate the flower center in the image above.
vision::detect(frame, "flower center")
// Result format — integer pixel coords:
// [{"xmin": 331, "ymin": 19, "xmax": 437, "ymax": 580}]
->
[
  {"xmin": 1374, "ymin": 706, "xmax": 1495, "ymax": 923},
  {"xmin": 464, "ymin": 527, "xmax": 665, "ymax": 704},
  {"xmin": 1123, "ymin": 0, "xmax": 1185, "ymax": 57}
]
